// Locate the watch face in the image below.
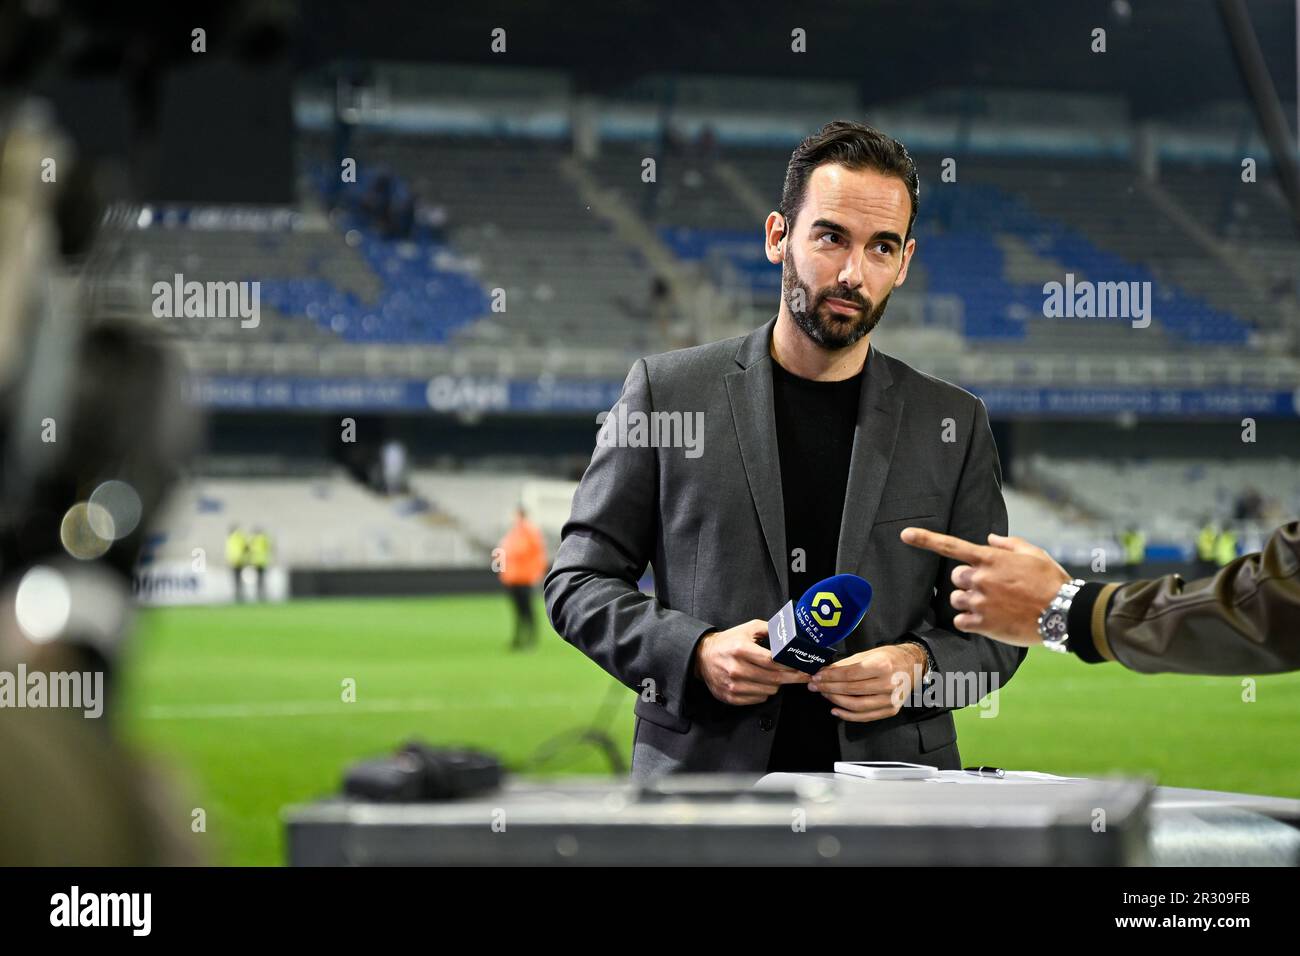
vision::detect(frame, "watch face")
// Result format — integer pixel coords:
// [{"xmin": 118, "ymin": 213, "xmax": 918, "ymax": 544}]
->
[{"xmin": 1043, "ymin": 611, "xmax": 1068, "ymax": 641}]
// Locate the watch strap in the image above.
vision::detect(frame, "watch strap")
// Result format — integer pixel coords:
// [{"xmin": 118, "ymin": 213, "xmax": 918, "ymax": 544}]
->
[{"xmin": 1065, "ymin": 582, "xmax": 1110, "ymax": 664}]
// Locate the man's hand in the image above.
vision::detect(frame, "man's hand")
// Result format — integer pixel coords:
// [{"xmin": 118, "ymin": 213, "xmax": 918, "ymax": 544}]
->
[
  {"xmin": 692, "ymin": 620, "xmax": 811, "ymax": 706},
  {"xmin": 899, "ymin": 527, "xmax": 1071, "ymax": 646},
  {"xmin": 807, "ymin": 644, "xmax": 927, "ymax": 722}
]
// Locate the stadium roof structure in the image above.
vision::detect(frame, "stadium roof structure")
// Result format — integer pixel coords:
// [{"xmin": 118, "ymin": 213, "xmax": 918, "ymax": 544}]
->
[{"xmin": 294, "ymin": 0, "xmax": 1300, "ymax": 123}]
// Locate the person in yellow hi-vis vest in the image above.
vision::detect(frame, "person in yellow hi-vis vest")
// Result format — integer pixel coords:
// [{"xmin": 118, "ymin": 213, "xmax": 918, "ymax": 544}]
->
[
  {"xmin": 226, "ymin": 525, "xmax": 249, "ymax": 603},
  {"xmin": 1214, "ymin": 526, "xmax": 1238, "ymax": 569},
  {"xmin": 248, "ymin": 527, "xmax": 272, "ymax": 601},
  {"xmin": 1195, "ymin": 521, "xmax": 1218, "ymax": 577},
  {"xmin": 1120, "ymin": 526, "xmax": 1146, "ymax": 576}
]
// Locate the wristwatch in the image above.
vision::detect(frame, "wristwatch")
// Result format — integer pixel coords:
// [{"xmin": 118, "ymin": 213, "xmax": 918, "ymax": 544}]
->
[
  {"xmin": 1037, "ymin": 579, "xmax": 1086, "ymax": 652},
  {"xmin": 902, "ymin": 639, "xmax": 936, "ymax": 682}
]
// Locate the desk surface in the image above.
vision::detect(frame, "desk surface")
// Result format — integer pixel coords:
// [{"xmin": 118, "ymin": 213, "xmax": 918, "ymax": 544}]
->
[
  {"xmin": 759, "ymin": 770, "xmax": 1300, "ymax": 820},
  {"xmin": 285, "ymin": 774, "xmax": 1300, "ymax": 865},
  {"xmin": 286, "ymin": 771, "xmax": 1300, "ymax": 866},
  {"xmin": 279, "ymin": 780, "xmax": 1211, "ymax": 868},
  {"xmin": 754, "ymin": 772, "xmax": 1300, "ymax": 867}
]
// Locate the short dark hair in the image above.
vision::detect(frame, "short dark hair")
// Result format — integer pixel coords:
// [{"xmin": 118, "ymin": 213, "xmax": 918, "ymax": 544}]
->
[{"xmin": 779, "ymin": 120, "xmax": 920, "ymax": 242}]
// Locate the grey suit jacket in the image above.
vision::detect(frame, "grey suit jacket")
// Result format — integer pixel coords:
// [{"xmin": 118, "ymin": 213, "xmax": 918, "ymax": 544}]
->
[{"xmin": 544, "ymin": 315, "xmax": 1026, "ymax": 779}]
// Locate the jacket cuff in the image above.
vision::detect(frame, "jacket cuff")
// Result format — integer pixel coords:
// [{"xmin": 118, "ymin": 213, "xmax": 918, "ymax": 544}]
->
[
  {"xmin": 658, "ymin": 619, "xmax": 718, "ymax": 721},
  {"xmin": 1067, "ymin": 582, "xmax": 1120, "ymax": 664}
]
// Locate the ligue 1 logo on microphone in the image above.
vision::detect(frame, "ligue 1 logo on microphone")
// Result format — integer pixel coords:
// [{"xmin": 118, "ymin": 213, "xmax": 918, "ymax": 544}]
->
[
  {"xmin": 769, "ymin": 574, "xmax": 873, "ymax": 674},
  {"xmin": 810, "ymin": 591, "xmax": 841, "ymax": 627}
]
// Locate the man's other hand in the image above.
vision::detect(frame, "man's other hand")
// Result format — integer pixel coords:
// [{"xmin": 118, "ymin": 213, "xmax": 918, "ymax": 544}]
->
[
  {"xmin": 693, "ymin": 620, "xmax": 811, "ymax": 706},
  {"xmin": 808, "ymin": 644, "xmax": 927, "ymax": 722}
]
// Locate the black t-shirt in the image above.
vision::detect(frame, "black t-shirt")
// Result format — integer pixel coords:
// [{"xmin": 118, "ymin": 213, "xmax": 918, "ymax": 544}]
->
[{"xmin": 766, "ymin": 356, "xmax": 864, "ymax": 773}]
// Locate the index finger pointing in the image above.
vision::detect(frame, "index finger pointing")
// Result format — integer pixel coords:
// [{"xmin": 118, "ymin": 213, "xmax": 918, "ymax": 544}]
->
[{"xmin": 899, "ymin": 527, "xmax": 989, "ymax": 564}]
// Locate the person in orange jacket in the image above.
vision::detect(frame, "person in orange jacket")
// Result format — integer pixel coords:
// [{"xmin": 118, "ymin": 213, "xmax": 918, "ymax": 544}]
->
[{"xmin": 497, "ymin": 507, "xmax": 549, "ymax": 651}]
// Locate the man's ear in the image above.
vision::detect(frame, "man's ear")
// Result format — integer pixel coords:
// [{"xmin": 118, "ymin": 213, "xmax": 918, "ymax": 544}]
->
[
  {"xmin": 764, "ymin": 212, "xmax": 788, "ymax": 265},
  {"xmin": 894, "ymin": 236, "xmax": 917, "ymax": 287}
]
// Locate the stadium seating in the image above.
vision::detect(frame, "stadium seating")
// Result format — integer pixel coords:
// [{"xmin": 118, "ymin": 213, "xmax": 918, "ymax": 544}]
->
[
  {"xmin": 155, "ymin": 465, "xmax": 1276, "ymax": 572},
  {"xmin": 341, "ymin": 134, "xmax": 665, "ymax": 352},
  {"xmin": 1003, "ymin": 487, "xmax": 1119, "ymax": 566},
  {"xmin": 146, "ymin": 469, "xmax": 577, "ymax": 572},
  {"xmin": 102, "ymin": 133, "xmax": 1288, "ymax": 366},
  {"xmin": 1020, "ymin": 456, "xmax": 1299, "ymax": 557},
  {"xmin": 148, "ymin": 473, "xmax": 479, "ymax": 569}
]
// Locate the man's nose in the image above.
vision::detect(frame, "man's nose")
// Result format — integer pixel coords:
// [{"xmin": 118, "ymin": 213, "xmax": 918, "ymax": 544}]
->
[{"xmin": 837, "ymin": 249, "xmax": 866, "ymax": 291}]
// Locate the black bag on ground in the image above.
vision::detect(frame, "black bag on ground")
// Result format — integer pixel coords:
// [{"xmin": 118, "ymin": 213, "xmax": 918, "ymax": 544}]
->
[{"xmin": 343, "ymin": 741, "xmax": 502, "ymax": 801}]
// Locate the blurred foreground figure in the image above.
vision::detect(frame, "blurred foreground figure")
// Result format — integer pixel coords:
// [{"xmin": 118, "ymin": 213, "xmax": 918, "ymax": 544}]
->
[
  {"xmin": 496, "ymin": 507, "xmax": 548, "ymax": 651},
  {"xmin": 900, "ymin": 522, "xmax": 1299, "ymax": 676},
  {"xmin": 0, "ymin": 676, "xmax": 200, "ymax": 865},
  {"xmin": 0, "ymin": 92, "xmax": 200, "ymax": 865}
]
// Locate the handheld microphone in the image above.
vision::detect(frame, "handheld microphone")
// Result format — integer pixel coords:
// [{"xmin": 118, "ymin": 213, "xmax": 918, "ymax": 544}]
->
[{"xmin": 767, "ymin": 573, "xmax": 873, "ymax": 674}]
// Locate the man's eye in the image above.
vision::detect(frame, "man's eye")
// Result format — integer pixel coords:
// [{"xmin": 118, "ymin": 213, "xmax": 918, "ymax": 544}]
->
[
  {"xmin": 873, "ymin": 242, "xmax": 893, "ymax": 255},
  {"xmin": 819, "ymin": 233, "xmax": 841, "ymax": 244}
]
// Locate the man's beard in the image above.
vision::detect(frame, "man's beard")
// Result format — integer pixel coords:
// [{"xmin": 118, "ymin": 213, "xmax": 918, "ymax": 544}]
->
[{"xmin": 782, "ymin": 254, "xmax": 891, "ymax": 350}]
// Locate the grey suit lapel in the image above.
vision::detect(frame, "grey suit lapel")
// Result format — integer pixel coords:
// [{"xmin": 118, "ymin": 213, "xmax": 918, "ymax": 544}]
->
[
  {"xmin": 725, "ymin": 316, "xmax": 788, "ymax": 599},
  {"xmin": 725, "ymin": 317, "xmax": 903, "ymax": 597},
  {"xmin": 835, "ymin": 344, "xmax": 901, "ymax": 577}
]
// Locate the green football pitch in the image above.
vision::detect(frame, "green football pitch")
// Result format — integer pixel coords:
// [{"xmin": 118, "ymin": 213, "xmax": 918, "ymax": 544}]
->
[{"xmin": 118, "ymin": 594, "xmax": 1300, "ymax": 866}]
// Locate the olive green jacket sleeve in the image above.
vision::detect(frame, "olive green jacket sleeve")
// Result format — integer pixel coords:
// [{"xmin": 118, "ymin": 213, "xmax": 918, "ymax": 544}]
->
[{"xmin": 1067, "ymin": 521, "xmax": 1300, "ymax": 675}]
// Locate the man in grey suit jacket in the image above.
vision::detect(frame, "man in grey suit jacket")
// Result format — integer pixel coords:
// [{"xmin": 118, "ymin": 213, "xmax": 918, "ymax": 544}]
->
[{"xmin": 545, "ymin": 121, "xmax": 1025, "ymax": 778}]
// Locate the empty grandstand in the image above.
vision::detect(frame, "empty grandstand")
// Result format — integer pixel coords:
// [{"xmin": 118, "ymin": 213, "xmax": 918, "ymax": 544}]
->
[{"xmin": 71, "ymin": 63, "xmax": 1300, "ymax": 599}]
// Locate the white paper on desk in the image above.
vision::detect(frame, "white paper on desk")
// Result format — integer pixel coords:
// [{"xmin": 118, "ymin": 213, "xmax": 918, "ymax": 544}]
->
[
  {"xmin": 920, "ymin": 770, "xmax": 1087, "ymax": 785},
  {"xmin": 756, "ymin": 771, "xmax": 1089, "ymax": 791}
]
